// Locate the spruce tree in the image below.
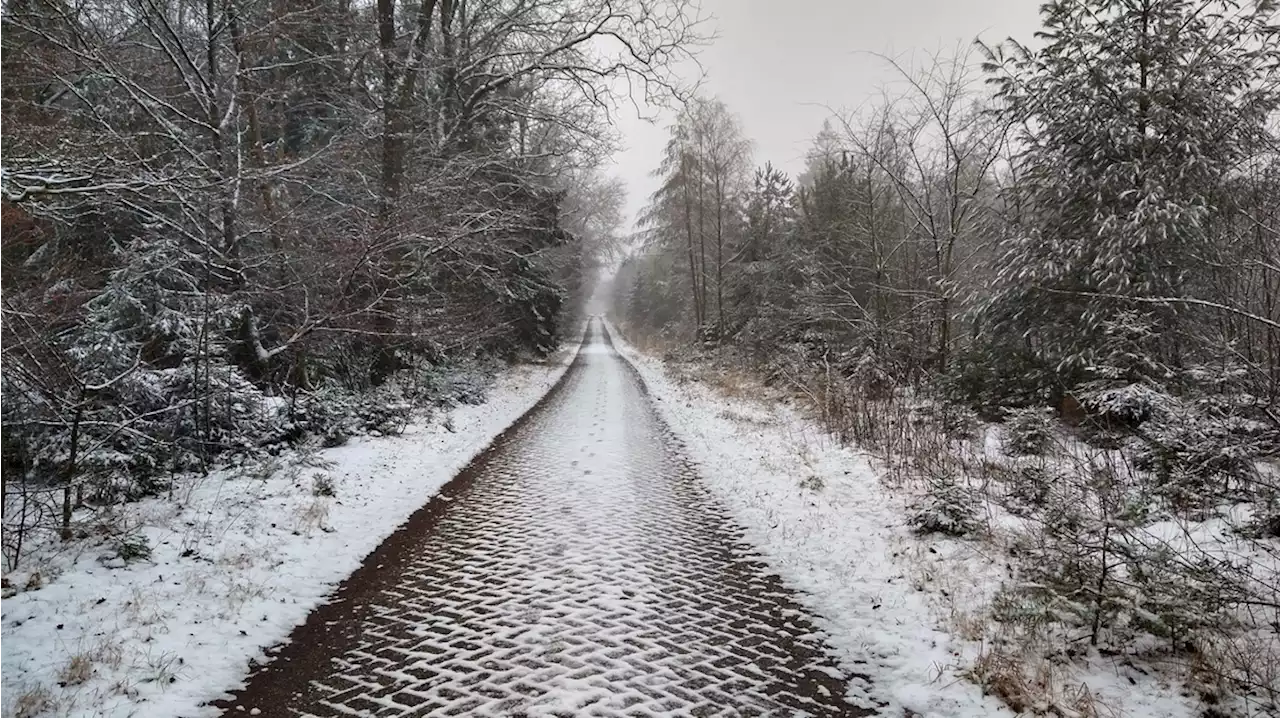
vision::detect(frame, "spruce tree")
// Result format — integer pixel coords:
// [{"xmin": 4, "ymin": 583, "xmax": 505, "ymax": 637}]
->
[{"xmin": 980, "ymin": 0, "xmax": 1279, "ymax": 386}]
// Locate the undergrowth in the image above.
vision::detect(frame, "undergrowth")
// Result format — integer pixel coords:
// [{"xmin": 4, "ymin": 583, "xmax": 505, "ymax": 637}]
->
[{"xmin": 617, "ymin": 321, "xmax": 1280, "ymax": 717}]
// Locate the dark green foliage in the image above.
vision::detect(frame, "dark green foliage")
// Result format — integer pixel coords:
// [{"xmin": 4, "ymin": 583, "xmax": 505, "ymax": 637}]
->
[
  {"xmin": 1003, "ymin": 408, "xmax": 1056, "ymax": 456},
  {"xmin": 908, "ymin": 478, "xmax": 982, "ymax": 537},
  {"xmin": 947, "ymin": 338, "xmax": 1065, "ymax": 416},
  {"xmin": 115, "ymin": 534, "xmax": 152, "ymax": 563},
  {"xmin": 980, "ymin": 0, "xmax": 1280, "ymax": 391},
  {"xmin": 312, "ymin": 474, "xmax": 336, "ymax": 498}
]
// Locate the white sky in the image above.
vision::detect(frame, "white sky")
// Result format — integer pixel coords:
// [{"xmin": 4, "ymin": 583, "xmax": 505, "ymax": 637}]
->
[{"xmin": 609, "ymin": 0, "xmax": 1044, "ymax": 231}]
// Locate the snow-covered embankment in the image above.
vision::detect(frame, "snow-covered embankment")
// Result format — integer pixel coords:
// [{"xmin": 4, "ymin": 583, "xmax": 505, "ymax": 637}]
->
[{"xmin": 1, "ymin": 346, "xmax": 578, "ymax": 718}]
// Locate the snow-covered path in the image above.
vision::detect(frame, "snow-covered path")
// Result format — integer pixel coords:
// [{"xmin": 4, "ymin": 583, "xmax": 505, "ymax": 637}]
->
[{"xmin": 219, "ymin": 320, "xmax": 867, "ymax": 717}]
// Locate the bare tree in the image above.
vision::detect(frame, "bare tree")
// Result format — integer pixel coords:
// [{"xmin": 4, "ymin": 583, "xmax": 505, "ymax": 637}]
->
[{"xmin": 835, "ymin": 47, "xmax": 1007, "ymax": 373}]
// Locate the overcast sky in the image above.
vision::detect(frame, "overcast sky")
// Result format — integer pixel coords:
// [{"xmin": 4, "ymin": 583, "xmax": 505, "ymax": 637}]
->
[{"xmin": 610, "ymin": 0, "xmax": 1044, "ymax": 232}]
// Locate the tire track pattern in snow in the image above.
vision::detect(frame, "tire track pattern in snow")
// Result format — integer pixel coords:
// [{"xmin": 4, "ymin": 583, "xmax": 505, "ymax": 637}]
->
[{"xmin": 220, "ymin": 321, "xmax": 867, "ymax": 717}]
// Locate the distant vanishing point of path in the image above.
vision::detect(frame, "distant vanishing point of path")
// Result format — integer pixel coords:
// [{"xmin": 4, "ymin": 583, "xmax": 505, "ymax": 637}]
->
[{"xmin": 217, "ymin": 319, "xmax": 871, "ymax": 717}]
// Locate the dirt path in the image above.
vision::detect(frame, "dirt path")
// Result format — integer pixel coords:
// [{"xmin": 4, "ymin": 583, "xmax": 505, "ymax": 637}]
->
[{"xmin": 216, "ymin": 320, "xmax": 870, "ymax": 717}]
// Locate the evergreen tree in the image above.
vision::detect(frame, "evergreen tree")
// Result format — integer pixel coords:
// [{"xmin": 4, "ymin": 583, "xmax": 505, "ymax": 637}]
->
[{"xmin": 981, "ymin": 0, "xmax": 1280, "ymax": 384}]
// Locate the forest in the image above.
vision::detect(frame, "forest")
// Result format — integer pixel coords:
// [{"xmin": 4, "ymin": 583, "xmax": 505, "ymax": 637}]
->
[
  {"xmin": 1, "ymin": 0, "xmax": 681, "ymax": 552},
  {"xmin": 3, "ymin": 0, "xmax": 1280, "ymax": 715},
  {"xmin": 609, "ymin": 0, "xmax": 1280, "ymax": 711}
]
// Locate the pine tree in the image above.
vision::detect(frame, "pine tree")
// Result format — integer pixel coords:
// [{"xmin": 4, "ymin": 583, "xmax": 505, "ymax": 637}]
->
[{"xmin": 742, "ymin": 163, "xmax": 795, "ymax": 264}]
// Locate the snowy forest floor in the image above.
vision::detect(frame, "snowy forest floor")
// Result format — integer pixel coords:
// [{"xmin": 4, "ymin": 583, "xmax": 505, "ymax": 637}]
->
[
  {"xmin": 608, "ymin": 323, "xmax": 1233, "ymax": 718},
  {"xmin": 0, "ymin": 342, "xmax": 580, "ymax": 718}
]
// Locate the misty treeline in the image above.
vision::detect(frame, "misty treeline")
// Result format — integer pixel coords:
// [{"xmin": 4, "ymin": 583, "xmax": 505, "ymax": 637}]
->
[
  {"xmin": 611, "ymin": 0, "xmax": 1280, "ymax": 710},
  {"xmin": 0, "ymin": 0, "xmax": 699, "ymax": 561}
]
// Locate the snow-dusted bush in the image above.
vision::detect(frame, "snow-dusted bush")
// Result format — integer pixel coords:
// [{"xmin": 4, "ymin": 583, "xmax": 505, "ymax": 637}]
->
[
  {"xmin": 1002, "ymin": 407, "xmax": 1056, "ymax": 456},
  {"xmin": 272, "ymin": 360, "xmax": 502, "ymax": 445},
  {"xmin": 356, "ymin": 384, "xmax": 412, "ymax": 435},
  {"xmin": 1126, "ymin": 548, "xmax": 1247, "ymax": 646},
  {"xmin": 1004, "ymin": 463, "xmax": 1056, "ymax": 512},
  {"xmin": 1077, "ymin": 380, "xmax": 1174, "ymax": 428},
  {"xmin": 946, "ymin": 338, "xmax": 1058, "ymax": 415},
  {"xmin": 277, "ymin": 387, "xmax": 354, "ymax": 448},
  {"xmin": 1125, "ymin": 402, "xmax": 1273, "ymax": 509},
  {"xmin": 908, "ymin": 477, "xmax": 982, "ymax": 537},
  {"xmin": 410, "ymin": 357, "xmax": 499, "ymax": 408},
  {"xmin": 312, "ymin": 474, "xmax": 336, "ymax": 498},
  {"xmin": 1146, "ymin": 412, "xmax": 1264, "ymax": 483},
  {"xmin": 115, "ymin": 534, "xmax": 152, "ymax": 563},
  {"xmin": 161, "ymin": 363, "xmax": 273, "ymax": 453},
  {"xmin": 996, "ymin": 452, "xmax": 1255, "ymax": 654},
  {"xmin": 841, "ymin": 347, "xmax": 894, "ymax": 401},
  {"xmin": 1246, "ymin": 505, "xmax": 1280, "ymax": 539},
  {"xmin": 940, "ymin": 405, "xmax": 981, "ymax": 441},
  {"xmin": 907, "ymin": 401, "xmax": 980, "ymax": 441},
  {"xmin": 999, "ymin": 459, "xmax": 1145, "ymax": 643},
  {"xmin": 1008, "ymin": 528, "xmax": 1246, "ymax": 652}
]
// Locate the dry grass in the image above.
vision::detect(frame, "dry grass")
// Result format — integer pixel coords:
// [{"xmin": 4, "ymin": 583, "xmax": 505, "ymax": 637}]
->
[
  {"xmin": 141, "ymin": 648, "xmax": 183, "ymax": 685},
  {"xmin": 295, "ymin": 496, "xmax": 331, "ymax": 535},
  {"xmin": 10, "ymin": 684, "xmax": 56, "ymax": 718},
  {"xmin": 220, "ymin": 577, "xmax": 269, "ymax": 617},
  {"xmin": 968, "ymin": 641, "xmax": 1113, "ymax": 718},
  {"xmin": 619, "ymin": 329, "xmax": 675, "ymax": 356},
  {"xmin": 110, "ymin": 677, "xmax": 139, "ymax": 700},
  {"xmin": 57, "ymin": 655, "xmax": 93, "ymax": 687},
  {"xmin": 96, "ymin": 638, "xmax": 124, "ymax": 673},
  {"xmin": 121, "ymin": 586, "xmax": 166, "ymax": 628},
  {"xmin": 694, "ymin": 365, "xmax": 767, "ymax": 399}
]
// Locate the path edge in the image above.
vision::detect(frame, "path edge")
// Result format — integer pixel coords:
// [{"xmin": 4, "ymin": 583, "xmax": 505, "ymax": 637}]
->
[{"xmin": 209, "ymin": 320, "xmax": 595, "ymax": 714}]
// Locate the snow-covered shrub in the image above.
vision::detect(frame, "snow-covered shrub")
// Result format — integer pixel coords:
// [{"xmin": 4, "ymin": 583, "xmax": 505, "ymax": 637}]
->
[
  {"xmin": 1128, "ymin": 405, "xmax": 1271, "ymax": 507},
  {"xmin": 990, "ymin": 584, "xmax": 1052, "ymax": 632},
  {"xmin": 1125, "ymin": 548, "xmax": 1247, "ymax": 647},
  {"xmin": 947, "ymin": 338, "xmax": 1058, "ymax": 415},
  {"xmin": 243, "ymin": 455, "xmax": 285, "ymax": 482},
  {"xmin": 88, "ymin": 472, "xmax": 170, "ymax": 506},
  {"xmin": 1002, "ymin": 407, "xmax": 1056, "ymax": 456},
  {"xmin": 312, "ymin": 474, "xmax": 336, "ymax": 498},
  {"xmin": 798, "ymin": 474, "xmax": 826, "ymax": 492},
  {"xmin": 1068, "ymin": 311, "xmax": 1180, "ymax": 432},
  {"xmin": 1244, "ymin": 497, "xmax": 1280, "ymax": 539},
  {"xmin": 1004, "ymin": 463, "xmax": 1057, "ymax": 512},
  {"xmin": 410, "ymin": 357, "xmax": 499, "ymax": 408},
  {"xmin": 997, "ymin": 455, "xmax": 1247, "ymax": 651},
  {"xmin": 907, "ymin": 401, "xmax": 980, "ymax": 441},
  {"xmin": 998, "ymin": 459, "xmax": 1140, "ymax": 642},
  {"xmin": 161, "ymin": 362, "xmax": 272, "ymax": 455},
  {"xmin": 1077, "ymin": 380, "xmax": 1174, "ymax": 429},
  {"xmin": 280, "ymin": 387, "xmax": 355, "ymax": 447},
  {"xmin": 841, "ymin": 347, "xmax": 894, "ymax": 401},
  {"xmin": 115, "ymin": 534, "xmax": 152, "ymax": 563},
  {"xmin": 908, "ymin": 477, "xmax": 982, "ymax": 536},
  {"xmin": 941, "ymin": 405, "xmax": 980, "ymax": 441},
  {"xmin": 356, "ymin": 384, "xmax": 412, "ymax": 435},
  {"xmin": 1, "ymin": 233, "xmax": 283, "ymax": 506}
]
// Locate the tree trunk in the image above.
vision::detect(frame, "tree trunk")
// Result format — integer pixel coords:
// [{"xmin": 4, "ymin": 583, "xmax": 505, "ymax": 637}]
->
[
  {"xmin": 682, "ymin": 153, "xmax": 702, "ymax": 330},
  {"xmin": 1091, "ymin": 520, "xmax": 1111, "ymax": 646},
  {"xmin": 61, "ymin": 402, "xmax": 83, "ymax": 542},
  {"xmin": 377, "ymin": 0, "xmax": 401, "ymax": 220},
  {"xmin": 715, "ymin": 174, "xmax": 725, "ymax": 336}
]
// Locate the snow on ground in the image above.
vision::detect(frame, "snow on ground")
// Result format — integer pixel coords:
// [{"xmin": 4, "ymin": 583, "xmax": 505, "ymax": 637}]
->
[
  {"xmin": 608, "ymin": 323, "xmax": 1197, "ymax": 718},
  {"xmin": 1, "ymin": 345, "xmax": 579, "ymax": 718}
]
